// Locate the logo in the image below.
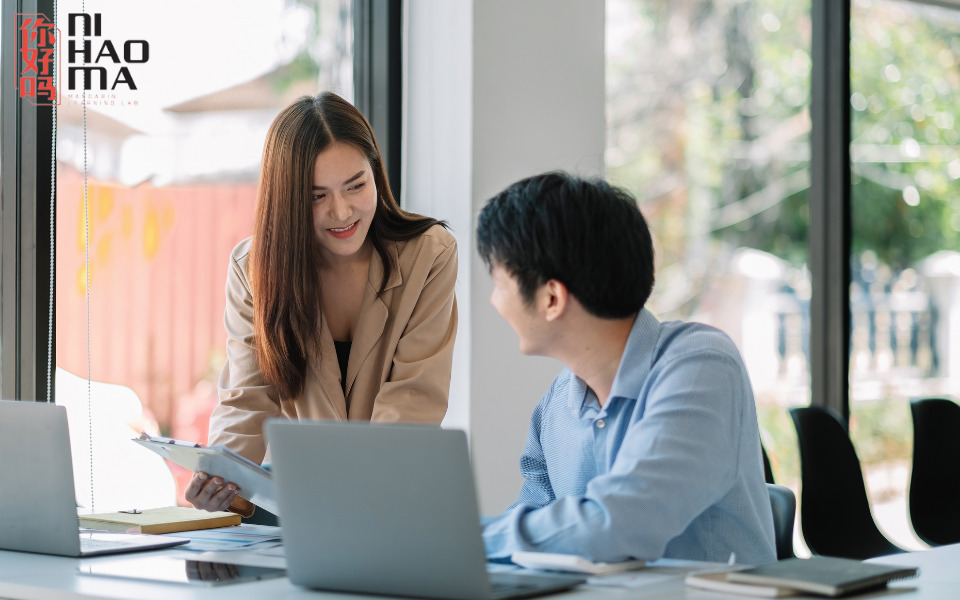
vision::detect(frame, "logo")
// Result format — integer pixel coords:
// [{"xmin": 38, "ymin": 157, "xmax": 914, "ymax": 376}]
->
[
  {"xmin": 15, "ymin": 13, "xmax": 59, "ymax": 105},
  {"xmin": 66, "ymin": 13, "xmax": 150, "ymax": 92},
  {"xmin": 13, "ymin": 11, "xmax": 152, "ymax": 107}
]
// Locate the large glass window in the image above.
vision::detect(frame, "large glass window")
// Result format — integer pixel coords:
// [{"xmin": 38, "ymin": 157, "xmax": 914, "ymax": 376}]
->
[
  {"xmin": 54, "ymin": 0, "xmax": 352, "ymax": 512},
  {"xmin": 849, "ymin": 0, "xmax": 960, "ymax": 550},
  {"xmin": 606, "ymin": 0, "xmax": 811, "ymax": 532}
]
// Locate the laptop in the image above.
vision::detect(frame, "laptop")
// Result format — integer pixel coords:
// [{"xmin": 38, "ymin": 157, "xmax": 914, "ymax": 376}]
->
[
  {"xmin": 0, "ymin": 400, "xmax": 189, "ymax": 557},
  {"xmin": 266, "ymin": 420, "xmax": 585, "ymax": 600}
]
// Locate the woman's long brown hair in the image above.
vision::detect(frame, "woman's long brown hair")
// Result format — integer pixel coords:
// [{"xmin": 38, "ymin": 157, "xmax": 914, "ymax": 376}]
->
[{"xmin": 251, "ymin": 92, "xmax": 444, "ymax": 400}]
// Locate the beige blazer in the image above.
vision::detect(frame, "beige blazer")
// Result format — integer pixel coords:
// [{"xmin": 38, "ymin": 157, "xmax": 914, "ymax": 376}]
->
[{"xmin": 209, "ymin": 224, "xmax": 458, "ymax": 463}]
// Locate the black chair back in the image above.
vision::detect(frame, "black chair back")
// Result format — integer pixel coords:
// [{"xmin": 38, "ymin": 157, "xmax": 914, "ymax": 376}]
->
[
  {"xmin": 909, "ymin": 397, "xmax": 960, "ymax": 546},
  {"xmin": 761, "ymin": 443, "xmax": 775, "ymax": 484},
  {"xmin": 766, "ymin": 483, "xmax": 795, "ymax": 560},
  {"xmin": 789, "ymin": 406, "xmax": 905, "ymax": 559}
]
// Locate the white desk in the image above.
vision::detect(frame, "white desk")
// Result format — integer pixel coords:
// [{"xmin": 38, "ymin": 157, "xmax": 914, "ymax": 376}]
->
[{"xmin": 1, "ymin": 544, "xmax": 957, "ymax": 600}]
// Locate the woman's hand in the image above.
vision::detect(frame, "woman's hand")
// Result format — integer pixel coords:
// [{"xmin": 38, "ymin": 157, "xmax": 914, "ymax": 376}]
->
[{"xmin": 184, "ymin": 471, "xmax": 241, "ymax": 512}]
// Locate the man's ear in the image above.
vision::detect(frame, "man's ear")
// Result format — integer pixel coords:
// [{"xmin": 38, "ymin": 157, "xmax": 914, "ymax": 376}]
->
[{"xmin": 541, "ymin": 279, "xmax": 568, "ymax": 322}]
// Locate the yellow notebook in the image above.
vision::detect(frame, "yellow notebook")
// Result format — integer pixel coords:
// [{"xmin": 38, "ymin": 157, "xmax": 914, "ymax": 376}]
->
[{"xmin": 78, "ymin": 506, "xmax": 240, "ymax": 534}]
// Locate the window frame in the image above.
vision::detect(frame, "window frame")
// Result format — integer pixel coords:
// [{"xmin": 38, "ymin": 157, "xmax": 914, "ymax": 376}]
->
[
  {"xmin": 352, "ymin": 0, "xmax": 402, "ymax": 205},
  {"xmin": 809, "ymin": 0, "xmax": 852, "ymax": 419},
  {"xmin": 1, "ymin": 0, "xmax": 56, "ymax": 402}
]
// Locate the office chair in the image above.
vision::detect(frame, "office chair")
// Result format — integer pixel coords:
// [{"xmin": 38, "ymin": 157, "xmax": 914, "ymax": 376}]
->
[
  {"xmin": 766, "ymin": 483, "xmax": 796, "ymax": 560},
  {"xmin": 761, "ymin": 442, "xmax": 776, "ymax": 484},
  {"xmin": 789, "ymin": 406, "xmax": 906, "ymax": 559},
  {"xmin": 909, "ymin": 397, "xmax": 960, "ymax": 546}
]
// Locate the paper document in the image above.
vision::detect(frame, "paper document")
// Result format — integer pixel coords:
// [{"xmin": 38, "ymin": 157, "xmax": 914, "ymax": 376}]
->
[
  {"xmin": 511, "ymin": 551, "xmax": 645, "ymax": 575},
  {"xmin": 170, "ymin": 524, "xmax": 283, "ymax": 553},
  {"xmin": 134, "ymin": 433, "xmax": 277, "ymax": 515}
]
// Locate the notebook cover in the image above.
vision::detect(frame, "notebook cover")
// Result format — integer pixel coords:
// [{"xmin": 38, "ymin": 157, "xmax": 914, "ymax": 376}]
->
[
  {"xmin": 79, "ymin": 506, "xmax": 240, "ymax": 534},
  {"xmin": 726, "ymin": 557, "xmax": 918, "ymax": 597}
]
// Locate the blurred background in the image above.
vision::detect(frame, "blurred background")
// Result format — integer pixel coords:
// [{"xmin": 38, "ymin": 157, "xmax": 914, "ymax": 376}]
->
[{"xmin": 16, "ymin": 0, "xmax": 958, "ymax": 552}]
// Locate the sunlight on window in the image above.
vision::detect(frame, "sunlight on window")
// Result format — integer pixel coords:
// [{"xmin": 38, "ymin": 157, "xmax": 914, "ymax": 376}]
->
[
  {"xmin": 850, "ymin": 0, "xmax": 960, "ymax": 552},
  {"xmin": 54, "ymin": 0, "xmax": 353, "ymax": 511}
]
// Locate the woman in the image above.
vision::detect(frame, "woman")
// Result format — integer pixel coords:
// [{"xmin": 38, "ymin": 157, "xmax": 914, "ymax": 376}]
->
[{"xmin": 187, "ymin": 92, "xmax": 458, "ymax": 515}]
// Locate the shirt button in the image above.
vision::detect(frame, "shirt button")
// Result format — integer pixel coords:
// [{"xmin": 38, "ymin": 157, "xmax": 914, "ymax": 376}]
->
[{"xmin": 595, "ymin": 419, "xmax": 606, "ymax": 429}]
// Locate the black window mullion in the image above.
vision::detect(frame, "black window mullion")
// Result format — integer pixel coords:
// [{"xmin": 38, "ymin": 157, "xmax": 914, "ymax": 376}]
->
[
  {"xmin": 352, "ymin": 0, "xmax": 402, "ymax": 205},
  {"xmin": 809, "ymin": 0, "xmax": 852, "ymax": 421}
]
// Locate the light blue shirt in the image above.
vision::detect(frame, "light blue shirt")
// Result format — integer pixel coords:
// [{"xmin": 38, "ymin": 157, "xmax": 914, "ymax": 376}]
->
[{"xmin": 482, "ymin": 309, "xmax": 777, "ymax": 565}]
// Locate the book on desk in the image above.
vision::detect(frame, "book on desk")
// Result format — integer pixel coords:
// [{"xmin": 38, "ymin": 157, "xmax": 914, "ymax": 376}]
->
[
  {"xmin": 685, "ymin": 569, "xmax": 797, "ymax": 597},
  {"xmin": 79, "ymin": 506, "xmax": 240, "ymax": 534},
  {"xmin": 686, "ymin": 556, "xmax": 919, "ymax": 598}
]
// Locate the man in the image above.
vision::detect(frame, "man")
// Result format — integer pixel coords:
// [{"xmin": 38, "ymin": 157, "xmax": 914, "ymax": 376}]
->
[{"xmin": 476, "ymin": 172, "xmax": 776, "ymax": 565}]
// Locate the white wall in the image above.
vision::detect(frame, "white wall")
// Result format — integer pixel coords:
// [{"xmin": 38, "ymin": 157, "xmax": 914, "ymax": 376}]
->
[
  {"xmin": 403, "ymin": 0, "xmax": 475, "ymax": 434},
  {"xmin": 404, "ymin": 0, "xmax": 606, "ymax": 513}
]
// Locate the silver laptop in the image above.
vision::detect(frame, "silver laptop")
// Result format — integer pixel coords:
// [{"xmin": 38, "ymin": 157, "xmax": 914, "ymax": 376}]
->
[
  {"xmin": 266, "ymin": 420, "xmax": 584, "ymax": 600},
  {"xmin": 0, "ymin": 400, "xmax": 189, "ymax": 557}
]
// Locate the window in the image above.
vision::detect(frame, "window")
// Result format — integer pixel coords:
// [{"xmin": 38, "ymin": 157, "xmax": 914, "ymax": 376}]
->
[
  {"xmin": 606, "ymin": 0, "xmax": 811, "ymax": 510},
  {"xmin": 608, "ymin": 0, "xmax": 960, "ymax": 554},
  {"xmin": 52, "ymin": 0, "xmax": 353, "ymax": 511},
  {"xmin": 849, "ymin": 0, "xmax": 960, "ymax": 550}
]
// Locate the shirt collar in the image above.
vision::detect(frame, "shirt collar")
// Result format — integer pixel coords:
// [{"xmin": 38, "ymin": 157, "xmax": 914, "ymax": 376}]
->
[
  {"xmin": 608, "ymin": 308, "xmax": 660, "ymax": 402},
  {"xmin": 565, "ymin": 369, "xmax": 590, "ymax": 416},
  {"xmin": 564, "ymin": 308, "xmax": 660, "ymax": 416}
]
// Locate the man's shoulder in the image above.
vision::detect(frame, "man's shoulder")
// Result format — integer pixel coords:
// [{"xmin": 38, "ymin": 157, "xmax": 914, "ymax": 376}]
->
[
  {"xmin": 653, "ymin": 318, "xmax": 742, "ymax": 363},
  {"xmin": 535, "ymin": 367, "xmax": 581, "ymax": 411}
]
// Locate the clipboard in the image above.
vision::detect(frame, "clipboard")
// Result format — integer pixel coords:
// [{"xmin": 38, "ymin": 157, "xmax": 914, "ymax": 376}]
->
[{"xmin": 134, "ymin": 433, "xmax": 278, "ymax": 515}]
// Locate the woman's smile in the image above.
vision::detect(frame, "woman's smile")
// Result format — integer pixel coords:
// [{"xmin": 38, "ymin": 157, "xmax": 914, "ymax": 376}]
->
[{"xmin": 328, "ymin": 220, "xmax": 360, "ymax": 239}]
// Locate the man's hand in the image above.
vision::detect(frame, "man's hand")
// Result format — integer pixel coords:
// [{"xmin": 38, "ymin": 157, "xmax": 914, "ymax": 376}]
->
[{"xmin": 184, "ymin": 471, "xmax": 240, "ymax": 512}]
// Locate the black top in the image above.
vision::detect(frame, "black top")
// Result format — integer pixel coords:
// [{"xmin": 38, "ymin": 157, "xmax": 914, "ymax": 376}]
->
[{"xmin": 333, "ymin": 340, "xmax": 351, "ymax": 395}]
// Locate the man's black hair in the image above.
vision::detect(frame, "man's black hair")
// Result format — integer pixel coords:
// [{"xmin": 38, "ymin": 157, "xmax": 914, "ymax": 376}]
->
[{"xmin": 477, "ymin": 171, "xmax": 655, "ymax": 319}]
